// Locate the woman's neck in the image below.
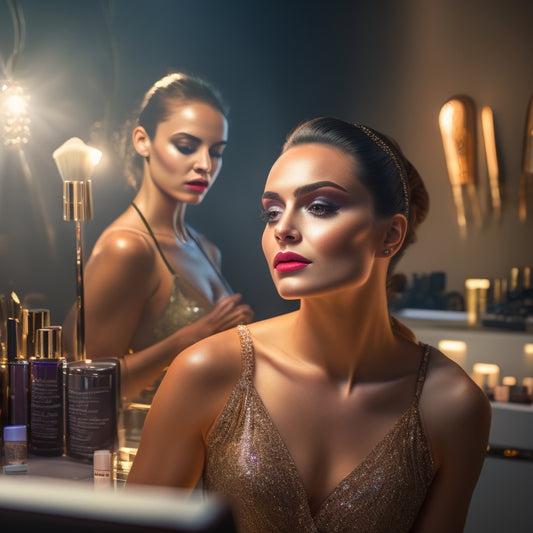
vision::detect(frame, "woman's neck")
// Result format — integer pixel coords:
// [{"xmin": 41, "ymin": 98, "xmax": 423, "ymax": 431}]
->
[
  {"xmin": 290, "ymin": 282, "xmax": 396, "ymax": 388},
  {"xmin": 133, "ymin": 186, "xmax": 188, "ymax": 241},
  {"xmin": 172, "ymin": 204, "xmax": 188, "ymax": 242}
]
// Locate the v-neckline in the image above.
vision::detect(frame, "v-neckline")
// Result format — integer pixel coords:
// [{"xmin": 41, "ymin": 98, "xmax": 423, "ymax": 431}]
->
[{"xmin": 249, "ymin": 381, "xmax": 419, "ymax": 519}]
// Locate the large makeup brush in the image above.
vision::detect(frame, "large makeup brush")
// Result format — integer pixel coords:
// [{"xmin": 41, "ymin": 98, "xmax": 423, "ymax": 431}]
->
[
  {"xmin": 439, "ymin": 95, "xmax": 482, "ymax": 239},
  {"xmin": 481, "ymin": 106, "xmax": 502, "ymax": 222},
  {"xmin": 53, "ymin": 138, "xmax": 101, "ymax": 360},
  {"xmin": 519, "ymin": 95, "xmax": 533, "ymax": 222}
]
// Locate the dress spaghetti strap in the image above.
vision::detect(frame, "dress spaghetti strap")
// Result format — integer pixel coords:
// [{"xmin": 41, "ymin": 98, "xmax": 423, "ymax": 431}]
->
[
  {"xmin": 131, "ymin": 202, "xmax": 234, "ymax": 295},
  {"xmin": 414, "ymin": 344, "xmax": 431, "ymax": 404},
  {"xmin": 236, "ymin": 325, "xmax": 255, "ymax": 383},
  {"xmin": 131, "ymin": 201, "xmax": 176, "ymax": 275}
]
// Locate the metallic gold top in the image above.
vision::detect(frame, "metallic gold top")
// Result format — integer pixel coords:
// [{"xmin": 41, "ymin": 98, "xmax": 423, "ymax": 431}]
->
[
  {"xmin": 22, "ymin": 308, "xmax": 50, "ymax": 358},
  {"xmin": 36, "ymin": 326, "xmax": 63, "ymax": 359},
  {"xmin": 203, "ymin": 326, "xmax": 434, "ymax": 533},
  {"xmin": 130, "ymin": 203, "xmax": 227, "ymax": 405},
  {"xmin": 63, "ymin": 180, "xmax": 93, "ymax": 221}
]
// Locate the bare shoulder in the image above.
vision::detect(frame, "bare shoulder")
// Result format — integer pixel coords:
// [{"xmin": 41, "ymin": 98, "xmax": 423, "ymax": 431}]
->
[
  {"xmin": 420, "ymin": 345, "xmax": 491, "ymax": 464},
  {"xmin": 422, "ymin": 346, "xmax": 490, "ymax": 414},
  {"xmin": 162, "ymin": 328, "xmax": 244, "ymax": 405},
  {"xmin": 89, "ymin": 224, "xmax": 156, "ymax": 275}
]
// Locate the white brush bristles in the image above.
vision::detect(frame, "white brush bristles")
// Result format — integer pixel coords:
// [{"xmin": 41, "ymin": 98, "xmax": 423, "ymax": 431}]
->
[{"xmin": 53, "ymin": 137, "xmax": 102, "ymax": 181}]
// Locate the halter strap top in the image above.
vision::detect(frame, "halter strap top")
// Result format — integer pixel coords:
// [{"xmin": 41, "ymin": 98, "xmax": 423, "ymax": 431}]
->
[
  {"xmin": 203, "ymin": 325, "xmax": 434, "ymax": 533},
  {"xmin": 131, "ymin": 202, "xmax": 232, "ymax": 342},
  {"xmin": 130, "ymin": 203, "xmax": 230, "ymax": 405}
]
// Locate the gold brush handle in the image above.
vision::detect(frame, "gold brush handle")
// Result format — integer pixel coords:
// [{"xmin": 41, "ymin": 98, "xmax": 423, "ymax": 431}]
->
[
  {"xmin": 439, "ymin": 96, "xmax": 481, "ymax": 237},
  {"xmin": 519, "ymin": 94, "xmax": 533, "ymax": 221},
  {"xmin": 481, "ymin": 106, "xmax": 502, "ymax": 221}
]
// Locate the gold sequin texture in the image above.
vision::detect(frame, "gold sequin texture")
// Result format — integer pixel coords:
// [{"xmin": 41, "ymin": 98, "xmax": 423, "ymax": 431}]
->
[{"xmin": 203, "ymin": 325, "xmax": 434, "ymax": 533}]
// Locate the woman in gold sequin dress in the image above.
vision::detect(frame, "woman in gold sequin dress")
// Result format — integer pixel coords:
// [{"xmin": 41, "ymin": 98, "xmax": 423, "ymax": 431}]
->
[
  {"xmin": 63, "ymin": 73, "xmax": 253, "ymax": 402},
  {"xmin": 129, "ymin": 117, "xmax": 490, "ymax": 533}
]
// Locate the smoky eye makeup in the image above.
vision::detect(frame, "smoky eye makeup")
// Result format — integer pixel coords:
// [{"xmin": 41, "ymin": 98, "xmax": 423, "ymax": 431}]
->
[
  {"xmin": 305, "ymin": 197, "xmax": 342, "ymax": 218},
  {"xmin": 175, "ymin": 144, "xmax": 197, "ymax": 155},
  {"xmin": 260, "ymin": 199, "xmax": 283, "ymax": 223},
  {"xmin": 172, "ymin": 135, "xmax": 199, "ymax": 153},
  {"xmin": 209, "ymin": 143, "xmax": 227, "ymax": 159}
]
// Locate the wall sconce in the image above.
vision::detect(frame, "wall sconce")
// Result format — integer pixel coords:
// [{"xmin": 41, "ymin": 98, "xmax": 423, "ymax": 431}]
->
[{"xmin": 1, "ymin": 81, "xmax": 30, "ymax": 146}]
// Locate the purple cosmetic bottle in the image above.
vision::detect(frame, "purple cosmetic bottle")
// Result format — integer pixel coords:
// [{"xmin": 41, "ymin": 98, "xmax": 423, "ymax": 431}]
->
[
  {"xmin": 30, "ymin": 326, "xmax": 66, "ymax": 456},
  {"xmin": 7, "ymin": 318, "xmax": 29, "ymax": 427}
]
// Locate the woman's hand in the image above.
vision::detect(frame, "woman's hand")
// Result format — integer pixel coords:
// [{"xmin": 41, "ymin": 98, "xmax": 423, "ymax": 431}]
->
[{"xmin": 195, "ymin": 293, "xmax": 253, "ymax": 336}]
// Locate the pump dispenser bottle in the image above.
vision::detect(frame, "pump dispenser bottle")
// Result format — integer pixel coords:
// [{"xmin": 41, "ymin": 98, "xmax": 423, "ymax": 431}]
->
[{"xmin": 29, "ymin": 326, "xmax": 66, "ymax": 456}]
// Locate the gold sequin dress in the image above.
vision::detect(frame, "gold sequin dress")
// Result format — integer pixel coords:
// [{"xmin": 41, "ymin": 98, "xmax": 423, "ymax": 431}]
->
[
  {"xmin": 130, "ymin": 203, "xmax": 231, "ymax": 402},
  {"xmin": 203, "ymin": 325, "xmax": 434, "ymax": 533}
]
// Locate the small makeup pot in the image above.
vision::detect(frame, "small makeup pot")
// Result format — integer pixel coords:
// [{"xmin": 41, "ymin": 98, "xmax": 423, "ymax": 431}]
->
[{"xmin": 3, "ymin": 424, "xmax": 28, "ymax": 474}]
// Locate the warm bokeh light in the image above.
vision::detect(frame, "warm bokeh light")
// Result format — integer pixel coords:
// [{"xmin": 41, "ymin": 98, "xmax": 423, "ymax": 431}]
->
[
  {"xmin": 6, "ymin": 93, "xmax": 27, "ymax": 115},
  {"xmin": 1, "ymin": 82, "xmax": 31, "ymax": 146},
  {"xmin": 465, "ymin": 278, "xmax": 491, "ymax": 290},
  {"xmin": 438, "ymin": 340, "xmax": 467, "ymax": 365},
  {"xmin": 473, "ymin": 362, "xmax": 500, "ymax": 375},
  {"xmin": 472, "ymin": 362, "xmax": 500, "ymax": 390},
  {"xmin": 89, "ymin": 146, "xmax": 102, "ymax": 166}
]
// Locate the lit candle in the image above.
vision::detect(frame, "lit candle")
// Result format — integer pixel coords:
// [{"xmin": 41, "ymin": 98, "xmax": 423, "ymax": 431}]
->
[
  {"xmin": 465, "ymin": 278, "xmax": 490, "ymax": 326},
  {"xmin": 438, "ymin": 340, "xmax": 467, "ymax": 367},
  {"xmin": 524, "ymin": 344, "xmax": 533, "ymax": 376},
  {"xmin": 472, "ymin": 362, "xmax": 500, "ymax": 391},
  {"xmin": 522, "ymin": 377, "xmax": 533, "ymax": 399}
]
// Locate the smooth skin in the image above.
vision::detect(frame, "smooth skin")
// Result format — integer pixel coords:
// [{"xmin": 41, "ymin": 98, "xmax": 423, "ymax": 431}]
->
[
  {"xmin": 128, "ymin": 144, "xmax": 490, "ymax": 532},
  {"xmin": 64, "ymin": 101, "xmax": 253, "ymax": 398}
]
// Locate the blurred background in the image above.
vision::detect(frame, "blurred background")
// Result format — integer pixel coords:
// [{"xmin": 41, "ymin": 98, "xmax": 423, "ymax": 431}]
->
[{"xmin": 1, "ymin": 0, "xmax": 532, "ymax": 325}]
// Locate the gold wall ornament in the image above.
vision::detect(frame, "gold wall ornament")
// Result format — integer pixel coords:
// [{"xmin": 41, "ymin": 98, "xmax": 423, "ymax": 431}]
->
[
  {"xmin": 481, "ymin": 106, "xmax": 502, "ymax": 222},
  {"xmin": 439, "ymin": 95, "xmax": 482, "ymax": 239},
  {"xmin": 519, "ymin": 94, "xmax": 533, "ymax": 222}
]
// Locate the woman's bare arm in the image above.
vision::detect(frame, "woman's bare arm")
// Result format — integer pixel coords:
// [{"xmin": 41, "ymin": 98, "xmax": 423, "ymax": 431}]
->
[
  {"xmin": 64, "ymin": 229, "xmax": 252, "ymax": 398},
  {"xmin": 127, "ymin": 330, "xmax": 242, "ymax": 488},
  {"xmin": 412, "ymin": 354, "xmax": 491, "ymax": 532}
]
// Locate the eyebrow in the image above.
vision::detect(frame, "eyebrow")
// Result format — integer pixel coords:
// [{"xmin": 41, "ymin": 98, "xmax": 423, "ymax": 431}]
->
[{"xmin": 262, "ymin": 180, "xmax": 348, "ymax": 201}]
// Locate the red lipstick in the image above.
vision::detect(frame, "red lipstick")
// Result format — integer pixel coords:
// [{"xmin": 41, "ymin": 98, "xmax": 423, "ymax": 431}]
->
[
  {"xmin": 273, "ymin": 252, "xmax": 311, "ymax": 273},
  {"xmin": 185, "ymin": 178, "xmax": 209, "ymax": 192}
]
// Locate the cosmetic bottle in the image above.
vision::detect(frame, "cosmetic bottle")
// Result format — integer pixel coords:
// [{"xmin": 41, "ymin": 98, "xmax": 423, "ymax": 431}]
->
[
  {"xmin": 29, "ymin": 326, "xmax": 66, "ymax": 456},
  {"xmin": 93, "ymin": 449, "xmax": 113, "ymax": 490},
  {"xmin": 0, "ymin": 355, "xmax": 7, "ymax": 459},
  {"xmin": 22, "ymin": 308, "xmax": 50, "ymax": 358},
  {"xmin": 7, "ymin": 318, "xmax": 30, "ymax": 427},
  {"xmin": 65, "ymin": 358, "xmax": 120, "ymax": 462},
  {"xmin": 3, "ymin": 424, "xmax": 28, "ymax": 474}
]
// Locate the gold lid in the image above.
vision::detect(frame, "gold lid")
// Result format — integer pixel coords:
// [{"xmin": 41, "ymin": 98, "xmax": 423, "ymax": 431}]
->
[
  {"xmin": 36, "ymin": 326, "xmax": 63, "ymax": 359},
  {"xmin": 63, "ymin": 180, "xmax": 93, "ymax": 221},
  {"xmin": 22, "ymin": 308, "xmax": 50, "ymax": 358}
]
